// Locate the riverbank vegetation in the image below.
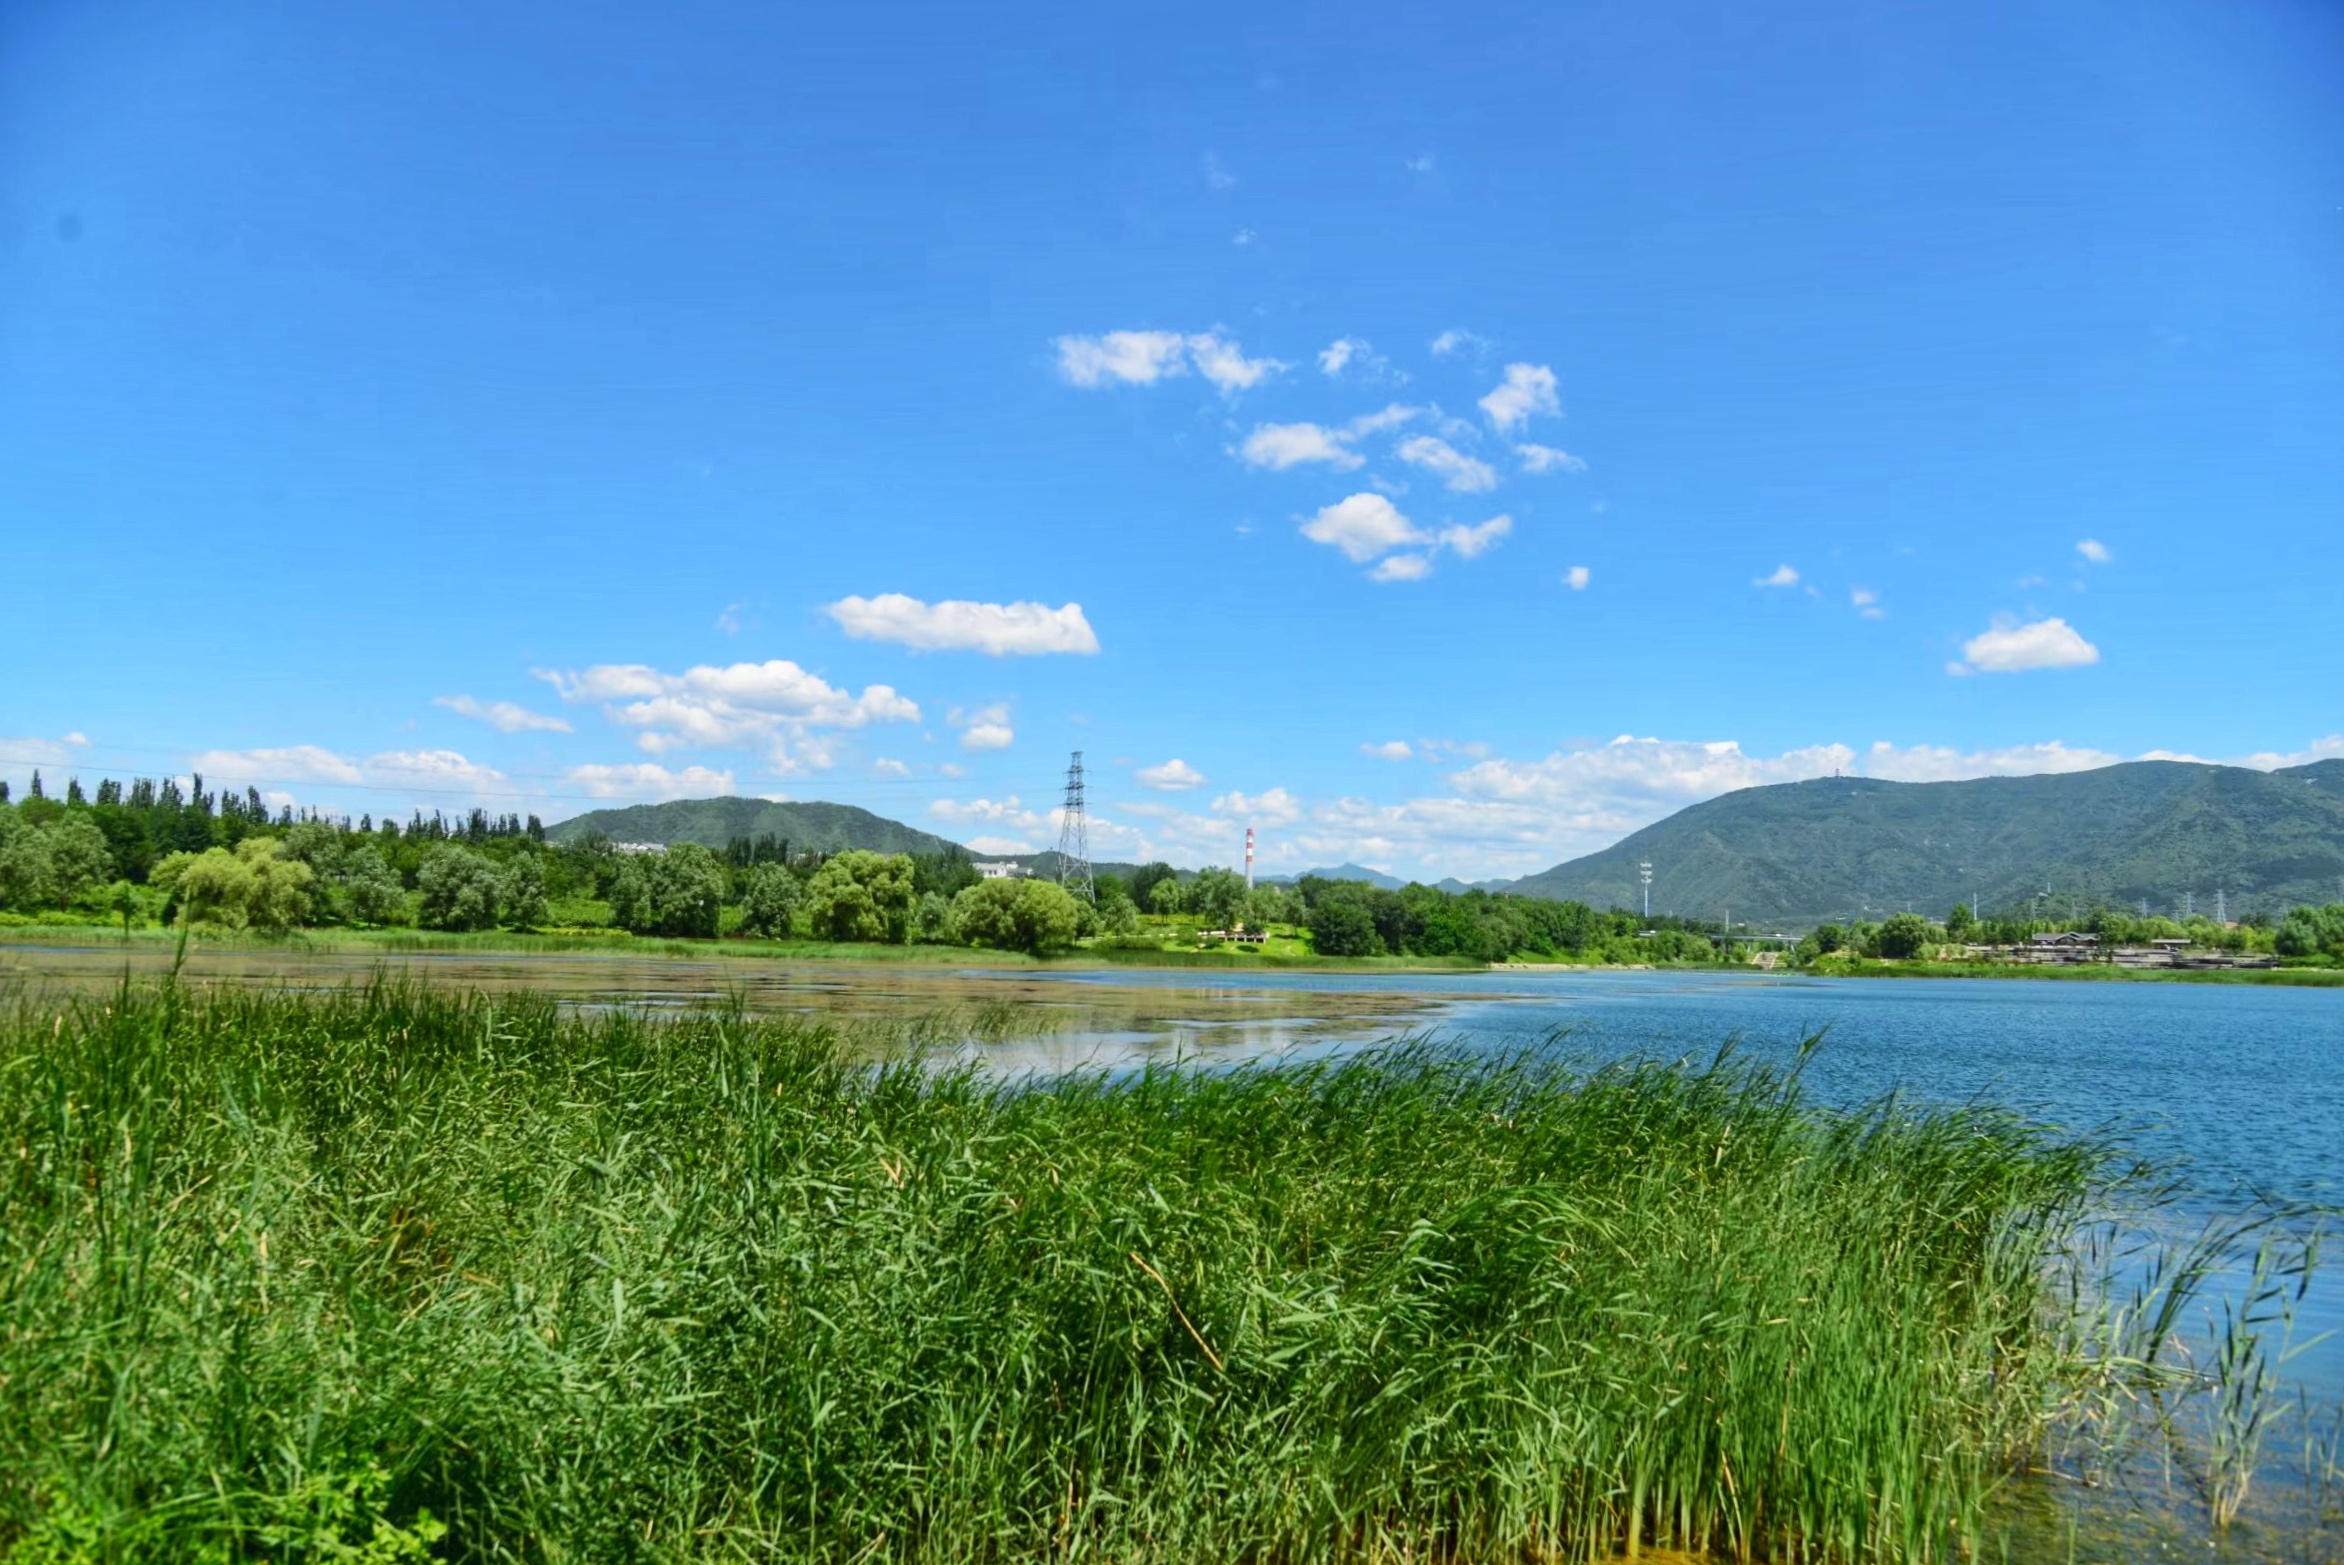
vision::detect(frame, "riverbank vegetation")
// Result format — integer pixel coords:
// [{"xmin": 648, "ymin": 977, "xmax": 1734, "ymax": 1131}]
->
[
  {"xmin": 7, "ymin": 773, "xmax": 2342, "ymax": 973},
  {"xmin": 0, "ymin": 773, "xmax": 1727, "ymax": 966},
  {"xmin": 1, "ymin": 978, "xmax": 2154, "ymax": 1562}
]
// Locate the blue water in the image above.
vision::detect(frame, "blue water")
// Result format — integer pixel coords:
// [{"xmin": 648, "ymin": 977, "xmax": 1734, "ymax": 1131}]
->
[{"xmin": 1025, "ymin": 966, "xmax": 2344, "ymax": 1397}]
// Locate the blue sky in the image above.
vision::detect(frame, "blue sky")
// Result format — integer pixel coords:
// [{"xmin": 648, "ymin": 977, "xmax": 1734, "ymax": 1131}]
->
[{"xmin": 4, "ymin": 0, "xmax": 2341, "ymax": 879}]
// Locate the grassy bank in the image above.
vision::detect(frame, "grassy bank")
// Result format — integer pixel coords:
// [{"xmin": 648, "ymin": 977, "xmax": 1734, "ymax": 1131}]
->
[{"xmin": 0, "ymin": 978, "xmax": 2127, "ymax": 1562}]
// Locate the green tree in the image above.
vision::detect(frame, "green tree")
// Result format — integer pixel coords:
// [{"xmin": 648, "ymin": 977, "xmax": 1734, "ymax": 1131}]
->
[
  {"xmin": 1944, "ymin": 902, "xmax": 1974, "ymax": 937},
  {"xmin": 501, "ymin": 854, "xmax": 551, "ymax": 930},
  {"xmin": 152, "ymin": 838, "xmax": 315, "ymax": 932},
  {"xmin": 951, "ymin": 878, "xmax": 1084, "ymax": 955},
  {"xmin": 645, "ymin": 843, "xmax": 726, "ymax": 937},
  {"xmin": 1188, "ymin": 867, "xmax": 1246, "ymax": 929},
  {"xmin": 1307, "ymin": 895, "xmax": 1383, "ymax": 957},
  {"xmin": 417, "ymin": 845, "xmax": 503, "ymax": 932},
  {"xmin": 738, "ymin": 862, "xmax": 804, "ymax": 939},
  {"xmin": 912, "ymin": 891, "xmax": 957, "ymax": 944},
  {"xmin": 1872, "ymin": 911, "xmax": 1934, "ymax": 960},
  {"xmin": 1147, "ymin": 876, "xmax": 1188, "ymax": 915},
  {"xmin": 340, "ymin": 846, "xmax": 406, "ymax": 925},
  {"xmin": 1096, "ymin": 892, "xmax": 1141, "ymax": 938},
  {"xmin": 1239, "ymin": 885, "xmax": 1295, "ymax": 930},
  {"xmin": 1129, "ymin": 861, "xmax": 1180, "ymax": 910},
  {"xmin": 805, "ymin": 850, "xmax": 917, "ymax": 943}
]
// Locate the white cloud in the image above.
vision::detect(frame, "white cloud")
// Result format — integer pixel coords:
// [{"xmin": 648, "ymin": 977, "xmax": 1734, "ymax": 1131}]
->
[
  {"xmin": 1203, "ymin": 153, "xmax": 1236, "ymax": 190},
  {"xmin": 1231, "ymin": 228, "xmax": 1257, "ymax": 247},
  {"xmin": 950, "ymin": 703, "xmax": 1015, "ymax": 752},
  {"xmin": 825, "ymin": 594, "xmax": 1099, "ymax": 656},
  {"xmin": 536, "ymin": 658, "xmax": 918, "ymax": 771},
  {"xmin": 1405, "ymin": 153, "xmax": 1436, "ymax": 173},
  {"xmin": 1395, "ymin": 434, "xmax": 1498, "ymax": 493},
  {"xmin": 1950, "ymin": 616, "xmax": 2100, "ymax": 675},
  {"xmin": 1054, "ymin": 330, "xmax": 1189, "ymax": 387},
  {"xmin": 1212, "ymin": 787, "xmax": 1302, "ymax": 826},
  {"xmin": 1564, "ymin": 566, "xmax": 1592, "ymax": 591},
  {"xmin": 1516, "ymin": 442, "xmax": 1587, "ymax": 475},
  {"xmin": 1361, "ymin": 740, "xmax": 1413, "ymax": 761},
  {"xmin": 186, "ymin": 745, "xmax": 365, "ymax": 786},
  {"xmin": 1478, "ymin": 363, "xmax": 1560, "ymax": 431},
  {"xmin": 1056, "ymin": 328, "xmax": 1285, "ymax": 394},
  {"xmin": 873, "ymin": 758, "xmax": 911, "ymax": 778},
  {"xmin": 1185, "ymin": 331, "xmax": 1285, "ymax": 393},
  {"xmin": 2077, "ymin": 538, "xmax": 2113, "ymax": 564},
  {"xmin": 1370, "ymin": 552, "xmax": 1433, "ymax": 583},
  {"xmin": 565, "ymin": 762, "xmax": 737, "ymax": 802},
  {"xmin": 1754, "ymin": 564, "xmax": 1800, "ymax": 588},
  {"xmin": 715, "ymin": 604, "xmax": 744, "ymax": 635},
  {"xmin": 1319, "ymin": 337, "xmax": 1363, "ymax": 375},
  {"xmin": 0, "ymin": 732, "xmax": 93, "ymax": 785},
  {"xmin": 1135, "ymin": 758, "xmax": 1206, "ymax": 791},
  {"xmin": 434, "ymin": 695, "xmax": 573, "ymax": 734},
  {"xmin": 1240, "ymin": 422, "xmax": 1366, "ymax": 471},
  {"xmin": 1301, "ymin": 493, "xmax": 1424, "ymax": 562},
  {"xmin": 931, "ymin": 795, "xmax": 1043, "ymax": 828},
  {"xmin": 1850, "ymin": 588, "xmax": 1886, "ymax": 620},
  {"xmin": 1429, "ymin": 329, "xmax": 1485, "ymax": 358},
  {"xmin": 1437, "ymin": 514, "xmax": 1512, "ymax": 559},
  {"xmin": 966, "ymin": 835, "xmax": 1038, "ymax": 856},
  {"xmin": 184, "ymin": 744, "xmax": 511, "ymax": 799},
  {"xmin": 1857, "ymin": 740, "xmax": 2122, "ymax": 782}
]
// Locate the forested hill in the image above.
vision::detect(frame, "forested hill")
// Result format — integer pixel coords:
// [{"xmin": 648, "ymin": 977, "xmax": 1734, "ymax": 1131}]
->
[
  {"xmin": 1507, "ymin": 759, "xmax": 2344, "ymax": 928},
  {"xmin": 546, "ymin": 798, "xmax": 962, "ymax": 857}
]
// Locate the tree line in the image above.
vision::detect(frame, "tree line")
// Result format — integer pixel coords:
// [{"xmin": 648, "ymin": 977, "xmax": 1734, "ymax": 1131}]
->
[{"xmin": 15, "ymin": 769, "xmax": 2338, "ymax": 966}]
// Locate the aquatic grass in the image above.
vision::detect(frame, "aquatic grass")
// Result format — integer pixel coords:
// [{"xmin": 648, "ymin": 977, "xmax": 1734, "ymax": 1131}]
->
[{"xmin": 0, "ymin": 980, "xmax": 2124, "ymax": 1562}]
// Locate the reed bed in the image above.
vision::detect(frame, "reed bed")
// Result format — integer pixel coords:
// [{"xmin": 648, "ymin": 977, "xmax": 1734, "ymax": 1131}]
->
[{"xmin": 0, "ymin": 979, "xmax": 2118, "ymax": 1563}]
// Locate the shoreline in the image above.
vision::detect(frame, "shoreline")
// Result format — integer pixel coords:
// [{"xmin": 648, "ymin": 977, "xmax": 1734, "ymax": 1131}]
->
[{"xmin": 5, "ymin": 921, "xmax": 2341, "ymax": 987}]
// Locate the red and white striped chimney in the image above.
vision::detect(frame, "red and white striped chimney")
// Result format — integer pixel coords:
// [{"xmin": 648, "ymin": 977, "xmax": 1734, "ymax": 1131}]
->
[{"xmin": 1245, "ymin": 825, "xmax": 1255, "ymax": 889}]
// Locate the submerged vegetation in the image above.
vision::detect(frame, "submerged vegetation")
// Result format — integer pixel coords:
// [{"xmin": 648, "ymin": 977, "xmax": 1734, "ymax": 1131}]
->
[{"xmin": 0, "ymin": 975, "xmax": 2193, "ymax": 1562}]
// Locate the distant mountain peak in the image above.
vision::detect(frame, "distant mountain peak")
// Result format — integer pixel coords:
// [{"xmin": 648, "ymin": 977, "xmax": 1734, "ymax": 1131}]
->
[{"xmin": 1506, "ymin": 759, "xmax": 2344, "ymax": 927}]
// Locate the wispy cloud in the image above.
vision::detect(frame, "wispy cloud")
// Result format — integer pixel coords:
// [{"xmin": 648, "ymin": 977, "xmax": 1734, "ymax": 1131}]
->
[
  {"xmin": 949, "ymin": 703, "xmax": 1015, "ymax": 752},
  {"xmin": 1429, "ymin": 329, "xmax": 1486, "ymax": 358},
  {"xmin": 1239, "ymin": 422, "xmax": 1366, "ymax": 471},
  {"xmin": 825, "ymin": 594, "xmax": 1099, "ymax": 656},
  {"xmin": 1361, "ymin": 740, "xmax": 1413, "ymax": 761},
  {"xmin": 1564, "ymin": 566, "xmax": 1591, "ymax": 591},
  {"xmin": 434, "ymin": 695, "xmax": 572, "ymax": 734},
  {"xmin": 1850, "ymin": 588, "xmax": 1886, "ymax": 620},
  {"xmin": 1369, "ymin": 553, "xmax": 1433, "ymax": 583},
  {"xmin": 1135, "ymin": 758, "xmax": 1206, "ymax": 791},
  {"xmin": 1478, "ymin": 363, "xmax": 1559, "ymax": 431},
  {"xmin": 1395, "ymin": 434, "xmax": 1497, "ymax": 493},
  {"xmin": 1436, "ymin": 515, "xmax": 1512, "ymax": 559},
  {"xmin": 1054, "ymin": 328, "xmax": 1284, "ymax": 394},
  {"xmin": 1948, "ymin": 616, "xmax": 2100, "ymax": 675},
  {"xmin": 186, "ymin": 745, "xmax": 512, "ymax": 799},
  {"xmin": 1516, "ymin": 442, "xmax": 1586, "ymax": 475},
  {"xmin": 2077, "ymin": 538, "xmax": 2112, "ymax": 564},
  {"xmin": 1404, "ymin": 153, "xmax": 1436, "ymax": 173},
  {"xmin": 1754, "ymin": 564, "xmax": 1800, "ymax": 588},
  {"xmin": 565, "ymin": 762, "xmax": 738, "ymax": 801}
]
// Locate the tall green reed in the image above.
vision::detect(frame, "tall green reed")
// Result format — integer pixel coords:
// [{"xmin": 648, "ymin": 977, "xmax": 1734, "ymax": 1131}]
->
[{"xmin": 0, "ymin": 980, "xmax": 2134, "ymax": 1562}]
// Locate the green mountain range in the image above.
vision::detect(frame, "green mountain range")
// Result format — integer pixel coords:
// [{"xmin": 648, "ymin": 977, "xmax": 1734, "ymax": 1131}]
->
[
  {"xmin": 546, "ymin": 798, "xmax": 962, "ymax": 857},
  {"xmin": 1507, "ymin": 759, "xmax": 2344, "ymax": 928}
]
